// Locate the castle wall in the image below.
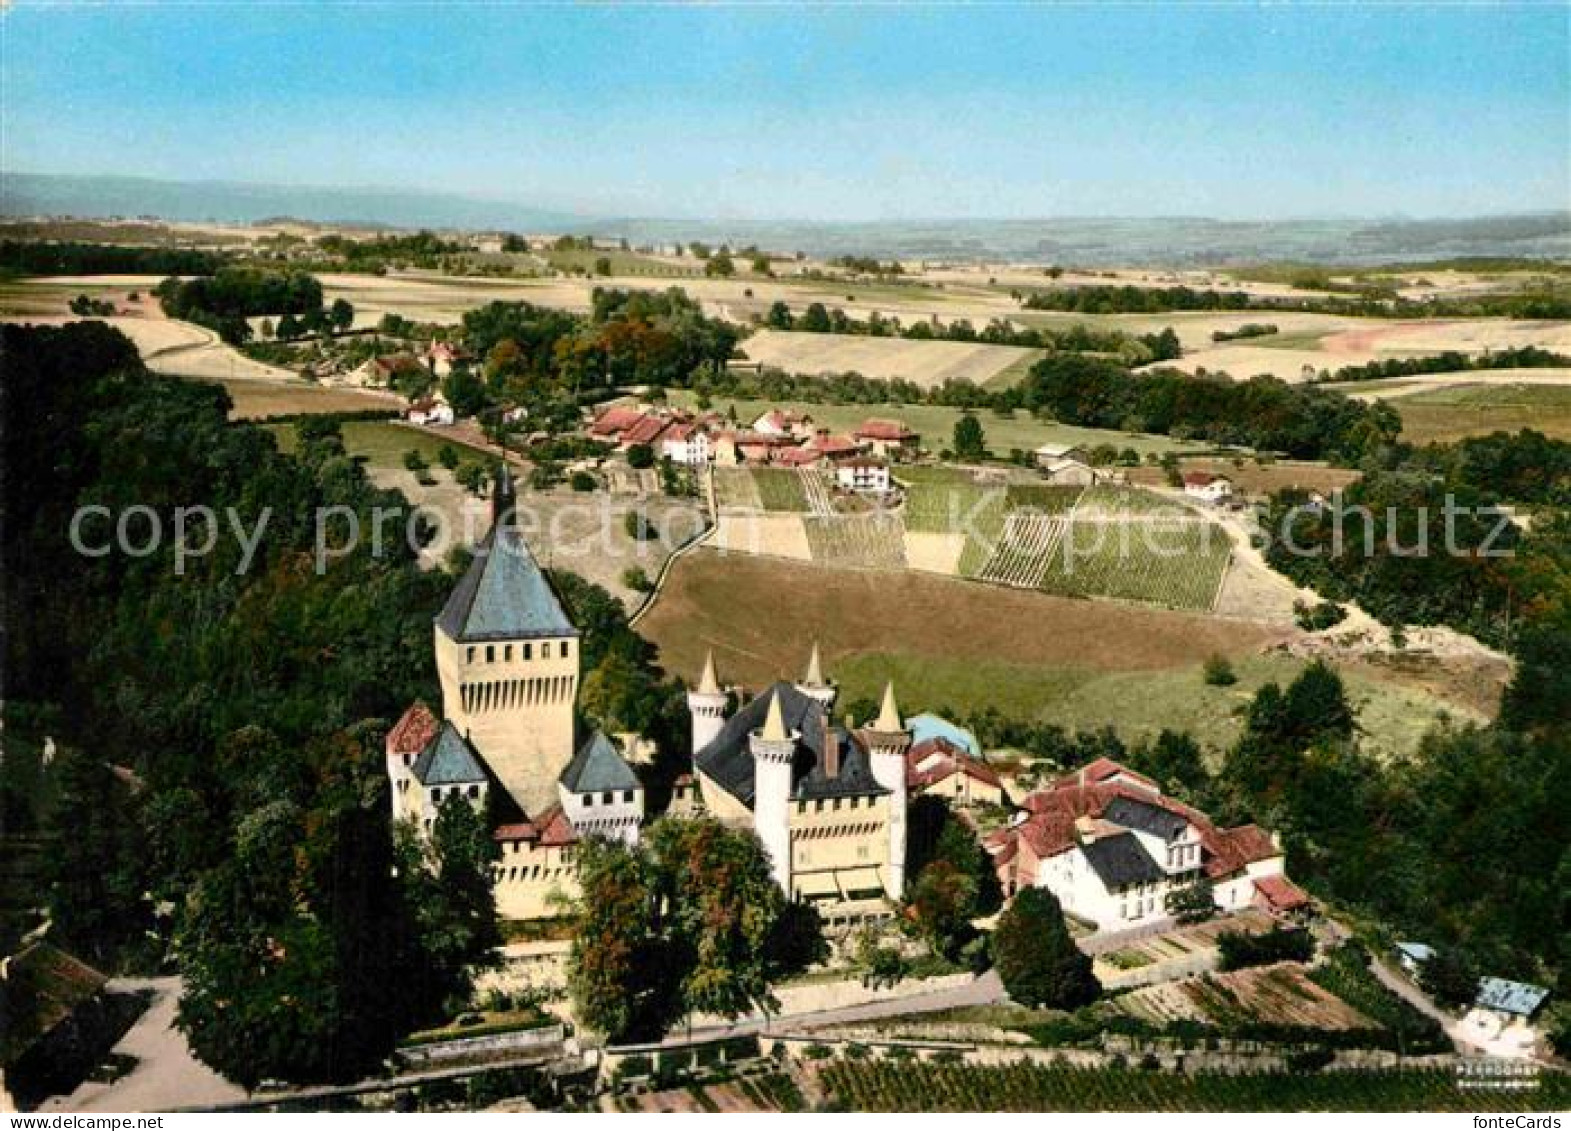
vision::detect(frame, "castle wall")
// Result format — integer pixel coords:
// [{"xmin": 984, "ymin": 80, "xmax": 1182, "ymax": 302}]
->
[
  {"xmin": 787, "ymin": 792, "xmax": 894, "ymax": 903},
  {"xmin": 493, "ymin": 839, "xmax": 580, "ymax": 921}
]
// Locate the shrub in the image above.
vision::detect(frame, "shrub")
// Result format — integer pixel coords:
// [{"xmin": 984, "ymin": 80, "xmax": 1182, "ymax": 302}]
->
[
  {"xmin": 1217, "ymin": 927, "xmax": 1314, "ymax": 971},
  {"xmin": 626, "ymin": 443, "xmax": 655, "ymax": 470},
  {"xmin": 1202, "ymin": 654, "xmax": 1237, "ymax": 687}
]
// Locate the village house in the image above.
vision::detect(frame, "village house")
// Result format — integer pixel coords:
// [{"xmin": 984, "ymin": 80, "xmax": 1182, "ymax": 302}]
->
[
  {"xmin": 906, "ymin": 736, "xmax": 1007, "ymax": 808},
  {"xmin": 1034, "ymin": 442, "xmax": 1086, "ymax": 469},
  {"xmin": 407, "ymin": 393, "xmax": 455, "ymax": 426},
  {"xmin": 805, "ymin": 428, "xmax": 866, "ymax": 462},
  {"xmin": 355, "ymin": 352, "xmax": 428, "ymax": 389},
  {"xmin": 751, "ymin": 409, "xmax": 815, "ymax": 439},
  {"xmin": 660, "ymin": 421, "xmax": 712, "ymax": 466},
  {"xmin": 986, "ymin": 758, "xmax": 1307, "ymax": 929},
  {"xmin": 835, "ymin": 457, "xmax": 892, "ymax": 494},
  {"xmin": 854, "ymin": 418, "xmax": 921, "ymax": 459},
  {"xmin": 1041, "ymin": 456, "xmax": 1100, "ymax": 487},
  {"xmin": 425, "ymin": 340, "xmax": 472, "ymax": 377},
  {"xmin": 1182, "ymin": 471, "xmax": 1235, "ymax": 504}
]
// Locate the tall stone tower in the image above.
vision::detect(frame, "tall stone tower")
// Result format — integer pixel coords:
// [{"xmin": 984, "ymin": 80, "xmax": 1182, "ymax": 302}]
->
[
  {"xmin": 433, "ymin": 467, "xmax": 580, "ymax": 817},
  {"xmin": 750, "ymin": 690, "xmax": 797, "ymax": 892},
  {"xmin": 687, "ymin": 650, "xmax": 728, "ymax": 757},
  {"xmin": 860, "ymin": 681, "xmax": 912, "ymax": 898},
  {"xmin": 794, "ymin": 642, "xmax": 837, "ymax": 712}
]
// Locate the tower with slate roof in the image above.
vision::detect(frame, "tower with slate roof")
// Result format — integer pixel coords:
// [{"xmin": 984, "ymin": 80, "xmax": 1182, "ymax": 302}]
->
[
  {"xmin": 433, "ymin": 469, "xmax": 580, "ymax": 817},
  {"xmin": 687, "ymin": 650, "xmax": 729, "ymax": 757}
]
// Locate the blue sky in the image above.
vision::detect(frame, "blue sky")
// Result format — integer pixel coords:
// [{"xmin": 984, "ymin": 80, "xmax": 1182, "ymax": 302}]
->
[{"xmin": 3, "ymin": 3, "xmax": 1566, "ymax": 221}]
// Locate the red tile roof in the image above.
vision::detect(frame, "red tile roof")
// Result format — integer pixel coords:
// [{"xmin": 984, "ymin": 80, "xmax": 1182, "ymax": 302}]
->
[
  {"xmin": 1182, "ymin": 471, "xmax": 1226, "ymax": 487},
  {"xmin": 589, "ymin": 406, "xmax": 645, "ymax": 437},
  {"xmin": 387, "ymin": 701, "xmax": 440, "ymax": 757},
  {"xmin": 622, "ymin": 415, "xmax": 671, "ymax": 446},
  {"xmin": 855, "ymin": 418, "xmax": 916, "ymax": 441},
  {"xmin": 1253, "ymin": 874, "xmax": 1310, "ymax": 912},
  {"xmin": 494, "ymin": 803, "xmax": 578, "ymax": 848},
  {"xmin": 993, "ymin": 759, "xmax": 1285, "ymax": 888},
  {"xmin": 773, "ymin": 447, "xmax": 821, "ymax": 466},
  {"xmin": 809, "ymin": 433, "xmax": 863, "ymax": 456}
]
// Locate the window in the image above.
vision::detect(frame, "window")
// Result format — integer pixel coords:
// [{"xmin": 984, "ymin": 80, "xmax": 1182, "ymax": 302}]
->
[
  {"xmin": 832, "ymin": 798, "xmax": 842, "ymax": 811},
  {"xmin": 814, "ymin": 799, "xmax": 824, "ymax": 813},
  {"xmin": 486, "ymin": 645, "xmax": 495, "ymax": 663},
  {"xmin": 561, "ymin": 641, "xmax": 570, "ymax": 659},
  {"xmin": 504, "ymin": 645, "xmax": 512, "ymax": 662},
  {"xmin": 624, "ymin": 790, "xmax": 634, "ymax": 803},
  {"xmin": 524, "ymin": 642, "xmax": 532, "ymax": 661},
  {"xmin": 602, "ymin": 791, "xmax": 613, "ymax": 804},
  {"xmin": 466, "ymin": 646, "xmax": 476, "ymax": 663},
  {"xmin": 584, "ymin": 794, "xmax": 595, "ymax": 807}
]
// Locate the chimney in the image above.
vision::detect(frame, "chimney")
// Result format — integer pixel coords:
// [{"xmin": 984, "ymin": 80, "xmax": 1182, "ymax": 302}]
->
[{"xmin": 822, "ymin": 712, "xmax": 840, "ymax": 778}]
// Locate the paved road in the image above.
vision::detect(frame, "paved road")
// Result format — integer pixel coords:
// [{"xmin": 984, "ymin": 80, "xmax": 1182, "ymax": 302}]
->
[{"xmin": 42, "ymin": 977, "xmax": 244, "ymax": 1113}]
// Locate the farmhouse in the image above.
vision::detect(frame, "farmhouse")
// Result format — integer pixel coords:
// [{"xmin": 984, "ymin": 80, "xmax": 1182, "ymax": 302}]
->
[
  {"xmin": 357, "ymin": 352, "xmax": 427, "ymax": 388},
  {"xmin": 408, "ymin": 393, "xmax": 455, "ymax": 426},
  {"xmin": 835, "ymin": 457, "xmax": 891, "ymax": 494},
  {"xmin": 855, "ymin": 418, "xmax": 920, "ymax": 459},
  {"xmin": 1041, "ymin": 457, "xmax": 1100, "ymax": 487},
  {"xmin": 660, "ymin": 420, "xmax": 711, "ymax": 466},
  {"xmin": 1034, "ymin": 442, "xmax": 1085, "ymax": 468},
  {"xmin": 425, "ymin": 340, "xmax": 472, "ymax": 377},
  {"xmin": 805, "ymin": 429, "xmax": 866, "ymax": 462},
  {"xmin": 986, "ymin": 757, "xmax": 1305, "ymax": 929},
  {"xmin": 1182, "ymin": 471, "xmax": 1234, "ymax": 504},
  {"xmin": 751, "ymin": 409, "xmax": 815, "ymax": 438}
]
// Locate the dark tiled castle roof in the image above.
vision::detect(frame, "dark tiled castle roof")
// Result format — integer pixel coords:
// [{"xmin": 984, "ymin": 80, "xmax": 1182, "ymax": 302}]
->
[
  {"xmin": 436, "ymin": 523, "xmax": 578, "ymax": 642},
  {"xmin": 695, "ymin": 681, "xmax": 888, "ymax": 809},
  {"xmin": 412, "ymin": 721, "xmax": 488, "ymax": 786},
  {"xmin": 560, "ymin": 731, "xmax": 639, "ymax": 795}
]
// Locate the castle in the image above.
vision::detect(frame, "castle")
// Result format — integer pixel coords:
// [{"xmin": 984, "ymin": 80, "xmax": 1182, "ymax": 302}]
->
[{"xmin": 386, "ymin": 468, "xmax": 910, "ymax": 926}]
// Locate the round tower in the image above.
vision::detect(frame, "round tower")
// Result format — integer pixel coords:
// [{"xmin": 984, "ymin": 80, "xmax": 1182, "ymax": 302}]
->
[
  {"xmin": 859, "ymin": 681, "xmax": 912, "ymax": 899},
  {"xmin": 794, "ymin": 642, "xmax": 837, "ymax": 712},
  {"xmin": 687, "ymin": 650, "xmax": 729, "ymax": 757},
  {"xmin": 750, "ymin": 690, "xmax": 797, "ymax": 892}
]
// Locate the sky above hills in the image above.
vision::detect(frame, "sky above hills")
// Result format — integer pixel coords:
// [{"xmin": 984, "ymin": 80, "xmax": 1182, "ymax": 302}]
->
[{"xmin": 3, "ymin": 3, "xmax": 1566, "ymax": 223}]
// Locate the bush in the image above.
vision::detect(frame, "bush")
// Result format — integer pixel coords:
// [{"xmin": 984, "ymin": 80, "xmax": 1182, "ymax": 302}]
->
[
  {"xmin": 1217, "ymin": 927, "xmax": 1314, "ymax": 971},
  {"xmin": 626, "ymin": 443, "xmax": 656, "ymax": 470},
  {"xmin": 569, "ymin": 470, "xmax": 597, "ymax": 492},
  {"xmin": 1293, "ymin": 600, "xmax": 1347, "ymax": 632},
  {"xmin": 622, "ymin": 567, "xmax": 652, "ymax": 593},
  {"xmin": 1202, "ymin": 655, "xmax": 1237, "ymax": 687}
]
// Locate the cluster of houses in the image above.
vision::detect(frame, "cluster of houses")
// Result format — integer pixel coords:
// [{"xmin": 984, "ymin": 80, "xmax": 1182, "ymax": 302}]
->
[
  {"xmin": 588, "ymin": 404, "xmax": 923, "ymax": 494},
  {"xmin": 986, "ymin": 757, "xmax": 1310, "ymax": 929}
]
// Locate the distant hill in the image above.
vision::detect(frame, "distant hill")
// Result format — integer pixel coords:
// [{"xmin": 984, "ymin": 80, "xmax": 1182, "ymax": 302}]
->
[
  {"xmin": 3, "ymin": 172, "xmax": 1567, "ymax": 267},
  {"xmin": 0, "ymin": 173, "xmax": 587, "ymax": 236}
]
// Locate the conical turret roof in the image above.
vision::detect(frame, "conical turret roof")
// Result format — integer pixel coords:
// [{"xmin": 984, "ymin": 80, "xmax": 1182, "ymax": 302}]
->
[
  {"xmin": 698, "ymin": 650, "xmax": 721, "ymax": 695},
  {"xmin": 761, "ymin": 689, "xmax": 789, "ymax": 742},
  {"xmin": 874, "ymin": 681, "xmax": 902, "ymax": 733}
]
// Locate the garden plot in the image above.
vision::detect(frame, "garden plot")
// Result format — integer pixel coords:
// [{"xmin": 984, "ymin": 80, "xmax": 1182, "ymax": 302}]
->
[
  {"xmin": 799, "ymin": 467, "xmax": 837, "ymax": 516},
  {"xmin": 1119, "ymin": 963, "xmax": 1373, "ymax": 1032},
  {"xmin": 804, "ymin": 514, "xmax": 908, "ymax": 570},
  {"xmin": 753, "ymin": 468, "xmax": 813, "ymax": 513}
]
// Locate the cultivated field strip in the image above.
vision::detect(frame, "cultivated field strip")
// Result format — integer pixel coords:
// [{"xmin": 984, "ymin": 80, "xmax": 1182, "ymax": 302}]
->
[
  {"xmin": 803, "ymin": 514, "xmax": 908, "ymax": 569},
  {"xmin": 799, "ymin": 467, "xmax": 837, "ymax": 516},
  {"xmin": 1039, "ymin": 512, "xmax": 1231, "ymax": 611},
  {"xmin": 712, "ymin": 467, "xmax": 763, "ymax": 511},
  {"xmin": 978, "ymin": 512, "xmax": 1067, "ymax": 587},
  {"xmin": 752, "ymin": 468, "xmax": 813, "ymax": 512}
]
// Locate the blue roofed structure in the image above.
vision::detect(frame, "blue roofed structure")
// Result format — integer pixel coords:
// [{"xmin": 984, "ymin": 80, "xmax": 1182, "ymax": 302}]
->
[
  {"xmin": 907, "ymin": 713, "xmax": 980, "ymax": 757},
  {"xmin": 1474, "ymin": 977, "xmax": 1550, "ymax": 1018},
  {"xmin": 560, "ymin": 731, "xmax": 640, "ymax": 795},
  {"xmin": 412, "ymin": 721, "xmax": 488, "ymax": 786},
  {"xmin": 436, "ymin": 524, "xmax": 578, "ymax": 642}
]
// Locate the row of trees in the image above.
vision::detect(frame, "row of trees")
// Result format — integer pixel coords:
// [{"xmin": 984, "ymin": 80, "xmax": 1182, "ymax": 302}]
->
[
  {"xmin": 0, "ymin": 239, "xmax": 224, "ymax": 277},
  {"xmin": 1021, "ymin": 282, "xmax": 1571, "ymax": 320},
  {"xmin": 155, "ymin": 267, "xmax": 350, "ymax": 344}
]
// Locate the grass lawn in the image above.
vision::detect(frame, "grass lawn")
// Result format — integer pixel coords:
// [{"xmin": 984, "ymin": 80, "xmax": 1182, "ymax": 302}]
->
[
  {"xmin": 671, "ymin": 392, "xmax": 1213, "ymax": 458},
  {"xmin": 268, "ymin": 419, "xmax": 491, "ymax": 468},
  {"xmin": 636, "ymin": 550, "xmax": 1470, "ymax": 763},
  {"xmin": 543, "ymin": 247, "xmax": 701, "ymax": 278},
  {"xmin": 1392, "ymin": 383, "xmax": 1571, "ymax": 444}
]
